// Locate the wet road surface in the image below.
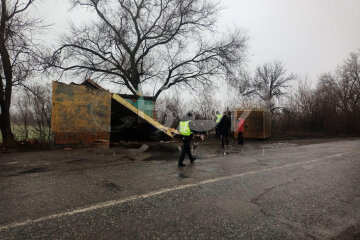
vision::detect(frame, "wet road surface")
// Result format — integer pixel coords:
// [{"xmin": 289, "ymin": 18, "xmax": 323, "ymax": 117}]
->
[{"xmin": 0, "ymin": 139, "xmax": 360, "ymax": 239}]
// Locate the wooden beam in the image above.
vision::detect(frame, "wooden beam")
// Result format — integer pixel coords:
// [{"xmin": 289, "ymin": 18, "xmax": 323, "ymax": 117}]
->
[{"xmin": 112, "ymin": 94, "xmax": 179, "ymax": 138}]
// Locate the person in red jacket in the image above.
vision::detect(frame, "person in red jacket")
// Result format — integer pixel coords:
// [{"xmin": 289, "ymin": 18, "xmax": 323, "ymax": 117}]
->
[{"xmin": 236, "ymin": 117, "xmax": 246, "ymax": 145}]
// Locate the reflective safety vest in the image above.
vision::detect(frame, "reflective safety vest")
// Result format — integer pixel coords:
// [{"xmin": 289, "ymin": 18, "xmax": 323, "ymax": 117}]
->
[
  {"xmin": 179, "ymin": 120, "xmax": 193, "ymax": 136},
  {"xmin": 216, "ymin": 114, "xmax": 223, "ymax": 124}
]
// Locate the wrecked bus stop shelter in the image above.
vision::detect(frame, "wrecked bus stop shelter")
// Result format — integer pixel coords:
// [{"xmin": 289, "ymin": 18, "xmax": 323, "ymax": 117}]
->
[
  {"xmin": 233, "ymin": 110, "xmax": 271, "ymax": 139},
  {"xmin": 51, "ymin": 80, "xmax": 178, "ymax": 147}
]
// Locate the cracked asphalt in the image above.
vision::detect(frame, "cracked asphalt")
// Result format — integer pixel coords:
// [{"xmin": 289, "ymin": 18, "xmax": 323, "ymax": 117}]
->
[{"xmin": 0, "ymin": 138, "xmax": 360, "ymax": 239}]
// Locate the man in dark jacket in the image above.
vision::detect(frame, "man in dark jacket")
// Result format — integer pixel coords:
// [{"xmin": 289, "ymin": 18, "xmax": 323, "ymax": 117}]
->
[{"xmin": 218, "ymin": 111, "xmax": 232, "ymax": 149}]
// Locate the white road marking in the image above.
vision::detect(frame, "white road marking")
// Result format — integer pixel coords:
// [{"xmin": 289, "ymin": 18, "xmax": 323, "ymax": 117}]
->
[
  {"xmin": 0, "ymin": 151, "xmax": 358, "ymax": 231},
  {"xmin": 4, "ymin": 162, "xmax": 18, "ymax": 165}
]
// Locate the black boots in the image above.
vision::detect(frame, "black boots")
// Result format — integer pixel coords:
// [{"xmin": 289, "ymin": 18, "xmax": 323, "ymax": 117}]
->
[{"xmin": 178, "ymin": 163, "xmax": 186, "ymax": 168}]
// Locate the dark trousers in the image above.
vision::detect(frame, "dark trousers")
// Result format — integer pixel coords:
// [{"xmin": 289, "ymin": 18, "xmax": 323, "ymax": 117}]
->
[
  {"xmin": 221, "ymin": 131, "xmax": 229, "ymax": 148},
  {"xmin": 179, "ymin": 136, "xmax": 195, "ymax": 165},
  {"xmin": 238, "ymin": 132, "xmax": 244, "ymax": 145},
  {"xmin": 215, "ymin": 126, "xmax": 220, "ymax": 138}
]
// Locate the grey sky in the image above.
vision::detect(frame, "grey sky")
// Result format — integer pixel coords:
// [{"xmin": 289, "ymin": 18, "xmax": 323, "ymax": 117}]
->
[
  {"xmin": 220, "ymin": 0, "xmax": 360, "ymax": 84},
  {"xmin": 36, "ymin": 0, "xmax": 360, "ymax": 87}
]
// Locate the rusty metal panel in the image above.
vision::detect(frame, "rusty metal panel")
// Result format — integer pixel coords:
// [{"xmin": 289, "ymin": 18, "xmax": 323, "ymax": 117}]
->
[
  {"xmin": 54, "ymin": 132, "xmax": 110, "ymax": 145},
  {"xmin": 51, "ymin": 81, "xmax": 111, "ymax": 145},
  {"xmin": 263, "ymin": 111, "xmax": 271, "ymax": 138},
  {"xmin": 233, "ymin": 110, "xmax": 271, "ymax": 139}
]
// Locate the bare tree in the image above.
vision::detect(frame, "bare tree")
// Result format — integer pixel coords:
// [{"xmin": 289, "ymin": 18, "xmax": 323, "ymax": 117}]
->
[
  {"xmin": 317, "ymin": 50, "xmax": 360, "ymax": 133},
  {"xmin": 13, "ymin": 93, "xmax": 31, "ymax": 140},
  {"xmin": 50, "ymin": 0, "xmax": 247, "ymax": 99},
  {"xmin": 191, "ymin": 87, "xmax": 220, "ymax": 119},
  {"xmin": 155, "ymin": 93, "xmax": 185, "ymax": 128},
  {"xmin": 332, "ymin": 50, "xmax": 360, "ymax": 114},
  {"xmin": 240, "ymin": 61, "xmax": 296, "ymax": 111},
  {"xmin": 28, "ymin": 84, "xmax": 51, "ymax": 142},
  {"xmin": 12, "ymin": 84, "xmax": 52, "ymax": 142},
  {"xmin": 0, "ymin": 0, "xmax": 43, "ymax": 146},
  {"xmin": 273, "ymin": 50, "xmax": 360, "ymax": 137}
]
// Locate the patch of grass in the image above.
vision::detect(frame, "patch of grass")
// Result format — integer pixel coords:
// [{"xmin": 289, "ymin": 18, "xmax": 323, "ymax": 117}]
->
[{"xmin": 0, "ymin": 125, "xmax": 51, "ymax": 144}]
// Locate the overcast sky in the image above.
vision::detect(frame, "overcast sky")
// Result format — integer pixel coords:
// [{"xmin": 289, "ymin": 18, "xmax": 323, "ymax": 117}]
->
[{"xmin": 36, "ymin": 0, "xmax": 360, "ymax": 87}]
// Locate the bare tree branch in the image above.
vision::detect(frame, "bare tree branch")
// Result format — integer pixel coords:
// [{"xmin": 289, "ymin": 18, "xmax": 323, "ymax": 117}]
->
[
  {"xmin": 240, "ymin": 60, "xmax": 296, "ymax": 111},
  {"xmin": 50, "ymin": 0, "xmax": 248, "ymax": 99},
  {"xmin": 0, "ymin": 0, "xmax": 43, "ymax": 145}
]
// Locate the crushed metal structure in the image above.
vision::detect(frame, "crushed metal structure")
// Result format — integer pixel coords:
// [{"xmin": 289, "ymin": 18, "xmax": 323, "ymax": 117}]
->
[
  {"xmin": 51, "ymin": 80, "xmax": 178, "ymax": 147},
  {"xmin": 233, "ymin": 110, "xmax": 271, "ymax": 139}
]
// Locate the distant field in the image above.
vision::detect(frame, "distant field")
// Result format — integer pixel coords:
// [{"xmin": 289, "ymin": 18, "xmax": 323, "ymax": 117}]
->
[{"xmin": 0, "ymin": 125, "xmax": 50, "ymax": 143}]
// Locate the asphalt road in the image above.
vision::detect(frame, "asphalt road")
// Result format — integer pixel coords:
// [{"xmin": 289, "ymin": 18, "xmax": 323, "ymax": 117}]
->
[{"xmin": 0, "ymin": 139, "xmax": 360, "ymax": 239}]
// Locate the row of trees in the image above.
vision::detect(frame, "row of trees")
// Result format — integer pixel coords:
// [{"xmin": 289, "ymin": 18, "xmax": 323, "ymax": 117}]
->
[
  {"xmin": 0, "ymin": 0, "xmax": 44, "ymax": 145},
  {"xmin": 12, "ymin": 84, "xmax": 52, "ymax": 143},
  {"xmin": 1, "ymin": 0, "xmax": 359, "ymax": 146},
  {"xmin": 155, "ymin": 86, "xmax": 221, "ymax": 129},
  {"xmin": 274, "ymin": 50, "xmax": 360, "ymax": 136},
  {"xmin": 155, "ymin": 50, "xmax": 360, "ymax": 138}
]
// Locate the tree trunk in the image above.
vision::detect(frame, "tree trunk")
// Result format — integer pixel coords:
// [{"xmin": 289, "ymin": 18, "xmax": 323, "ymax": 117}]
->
[
  {"xmin": 0, "ymin": 103, "xmax": 16, "ymax": 146},
  {"xmin": 0, "ymin": 0, "xmax": 16, "ymax": 147}
]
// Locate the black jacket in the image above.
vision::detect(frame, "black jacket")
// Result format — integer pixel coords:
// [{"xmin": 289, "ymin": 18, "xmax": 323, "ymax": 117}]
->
[{"xmin": 218, "ymin": 115, "xmax": 231, "ymax": 133}]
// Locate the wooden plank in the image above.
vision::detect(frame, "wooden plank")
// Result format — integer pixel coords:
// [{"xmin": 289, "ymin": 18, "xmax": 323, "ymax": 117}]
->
[{"xmin": 112, "ymin": 94, "xmax": 178, "ymax": 138}]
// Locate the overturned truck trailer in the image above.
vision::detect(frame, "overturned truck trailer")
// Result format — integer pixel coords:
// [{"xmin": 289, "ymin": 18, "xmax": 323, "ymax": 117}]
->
[
  {"xmin": 233, "ymin": 110, "xmax": 271, "ymax": 139},
  {"xmin": 51, "ymin": 80, "xmax": 178, "ymax": 147}
]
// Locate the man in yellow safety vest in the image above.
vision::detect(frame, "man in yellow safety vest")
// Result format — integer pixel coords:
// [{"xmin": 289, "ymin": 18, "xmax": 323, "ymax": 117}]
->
[
  {"xmin": 178, "ymin": 112, "xmax": 197, "ymax": 167},
  {"xmin": 214, "ymin": 111, "xmax": 223, "ymax": 138}
]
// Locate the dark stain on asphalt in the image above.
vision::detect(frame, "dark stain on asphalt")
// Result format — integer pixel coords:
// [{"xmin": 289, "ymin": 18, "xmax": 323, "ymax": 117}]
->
[
  {"xmin": 334, "ymin": 223, "xmax": 360, "ymax": 240},
  {"xmin": 178, "ymin": 173, "xmax": 190, "ymax": 179},
  {"xmin": 7, "ymin": 167, "xmax": 49, "ymax": 177},
  {"xmin": 98, "ymin": 180, "xmax": 122, "ymax": 193},
  {"xmin": 251, "ymin": 181, "xmax": 292, "ymax": 204},
  {"xmin": 66, "ymin": 158, "xmax": 89, "ymax": 164},
  {"xmin": 20, "ymin": 167, "xmax": 47, "ymax": 174}
]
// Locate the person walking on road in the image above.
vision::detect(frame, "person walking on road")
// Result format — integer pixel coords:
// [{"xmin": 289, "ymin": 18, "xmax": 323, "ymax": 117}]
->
[
  {"xmin": 178, "ymin": 112, "xmax": 197, "ymax": 168},
  {"xmin": 218, "ymin": 111, "xmax": 231, "ymax": 149},
  {"xmin": 214, "ymin": 111, "xmax": 223, "ymax": 138},
  {"xmin": 236, "ymin": 117, "xmax": 246, "ymax": 145}
]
